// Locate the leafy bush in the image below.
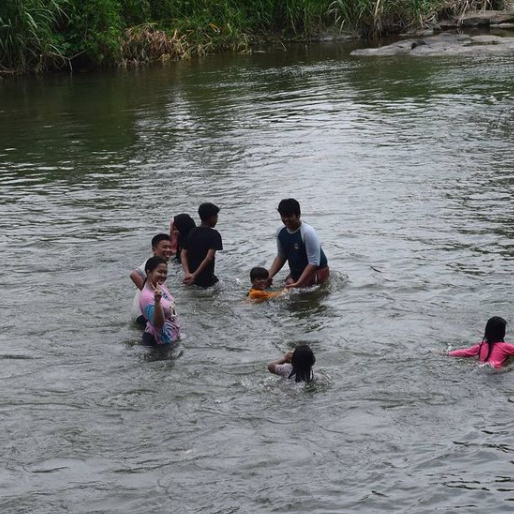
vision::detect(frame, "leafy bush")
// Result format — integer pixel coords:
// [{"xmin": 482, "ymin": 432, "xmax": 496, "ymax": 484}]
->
[{"xmin": 63, "ymin": 0, "xmax": 123, "ymax": 65}]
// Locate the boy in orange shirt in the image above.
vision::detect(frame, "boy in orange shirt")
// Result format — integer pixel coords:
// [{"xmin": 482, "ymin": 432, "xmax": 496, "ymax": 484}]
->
[{"xmin": 248, "ymin": 267, "xmax": 285, "ymax": 302}]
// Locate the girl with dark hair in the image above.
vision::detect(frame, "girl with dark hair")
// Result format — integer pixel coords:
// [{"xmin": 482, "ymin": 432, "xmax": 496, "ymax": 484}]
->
[
  {"xmin": 171, "ymin": 214, "xmax": 196, "ymax": 262},
  {"xmin": 268, "ymin": 345, "xmax": 316, "ymax": 383},
  {"xmin": 138, "ymin": 256, "xmax": 180, "ymax": 346},
  {"xmin": 448, "ymin": 316, "xmax": 514, "ymax": 368}
]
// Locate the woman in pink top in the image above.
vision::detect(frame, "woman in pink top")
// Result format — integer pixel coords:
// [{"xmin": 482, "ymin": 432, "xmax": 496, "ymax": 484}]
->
[
  {"xmin": 139, "ymin": 256, "xmax": 180, "ymax": 346},
  {"xmin": 448, "ymin": 316, "xmax": 514, "ymax": 369}
]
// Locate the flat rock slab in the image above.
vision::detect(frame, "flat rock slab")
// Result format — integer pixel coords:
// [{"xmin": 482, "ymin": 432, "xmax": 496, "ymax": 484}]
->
[
  {"xmin": 351, "ymin": 32, "xmax": 514, "ymax": 57},
  {"xmin": 438, "ymin": 10, "xmax": 514, "ymax": 27},
  {"xmin": 461, "ymin": 10, "xmax": 514, "ymax": 26}
]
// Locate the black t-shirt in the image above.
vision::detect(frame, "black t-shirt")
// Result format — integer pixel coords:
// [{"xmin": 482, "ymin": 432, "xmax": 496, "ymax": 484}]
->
[{"xmin": 184, "ymin": 226, "xmax": 223, "ymax": 287}]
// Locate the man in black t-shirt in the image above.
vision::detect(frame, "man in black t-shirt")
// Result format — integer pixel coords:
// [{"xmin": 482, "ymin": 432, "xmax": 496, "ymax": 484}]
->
[{"xmin": 181, "ymin": 203, "xmax": 223, "ymax": 287}]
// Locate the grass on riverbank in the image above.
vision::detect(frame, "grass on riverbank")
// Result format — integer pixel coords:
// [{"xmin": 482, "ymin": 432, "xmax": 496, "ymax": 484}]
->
[
  {"xmin": 0, "ymin": 0, "xmax": 509, "ymax": 74},
  {"xmin": 330, "ymin": 0, "xmax": 507, "ymax": 36}
]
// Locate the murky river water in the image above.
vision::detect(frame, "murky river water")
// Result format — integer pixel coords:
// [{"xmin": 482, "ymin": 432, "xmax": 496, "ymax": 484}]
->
[{"xmin": 2, "ymin": 43, "xmax": 514, "ymax": 513}]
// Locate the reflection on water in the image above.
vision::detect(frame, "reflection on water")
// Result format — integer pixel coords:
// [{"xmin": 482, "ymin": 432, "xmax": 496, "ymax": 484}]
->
[{"xmin": 2, "ymin": 44, "xmax": 514, "ymax": 513}]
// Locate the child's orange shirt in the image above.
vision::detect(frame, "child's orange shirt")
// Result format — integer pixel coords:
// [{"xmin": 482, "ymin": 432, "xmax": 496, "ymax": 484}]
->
[{"xmin": 248, "ymin": 288, "xmax": 283, "ymax": 302}]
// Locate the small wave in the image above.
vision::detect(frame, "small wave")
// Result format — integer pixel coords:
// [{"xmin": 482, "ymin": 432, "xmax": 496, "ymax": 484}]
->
[{"xmin": 0, "ymin": 354, "xmax": 38, "ymax": 360}]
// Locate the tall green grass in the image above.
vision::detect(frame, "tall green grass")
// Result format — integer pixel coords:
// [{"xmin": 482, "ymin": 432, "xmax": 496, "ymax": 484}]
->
[
  {"xmin": 0, "ymin": 0, "xmax": 66, "ymax": 73},
  {"xmin": 329, "ymin": 0, "xmax": 508, "ymax": 36}
]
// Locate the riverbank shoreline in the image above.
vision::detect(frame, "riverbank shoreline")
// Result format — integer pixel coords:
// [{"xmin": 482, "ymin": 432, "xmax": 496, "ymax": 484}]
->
[{"xmin": 2, "ymin": 3, "xmax": 514, "ymax": 76}]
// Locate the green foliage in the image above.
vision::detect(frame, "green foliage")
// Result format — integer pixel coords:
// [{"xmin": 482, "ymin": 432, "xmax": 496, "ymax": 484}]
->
[
  {"xmin": 0, "ymin": 0, "xmax": 66, "ymax": 73},
  {"xmin": 329, "ymin": 0, "xmax": 372, "ymax": 34},
  {"xmin": 2, "ymin": 0, "xmax": 510, "ymax": 73},
  {"xmin": 64, "ymin": 0, "xmax": 123, "ymax": 65},
  {"xmin": 278, "ymin": 0, "xmax": 328, "ymax": 35},
  {"xmin": 121, "ymin": 0, "xmax": 151, "ymax": 26}
]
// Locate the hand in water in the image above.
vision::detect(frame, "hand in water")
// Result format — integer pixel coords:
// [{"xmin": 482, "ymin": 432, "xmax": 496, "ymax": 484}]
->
[
  {"xmin": 183, "ymin": 273, "xmax": 195, "ymax": 286},
  {"xmin": 284, "ymin": 276, "xmax": 298, "ymax": 288}
]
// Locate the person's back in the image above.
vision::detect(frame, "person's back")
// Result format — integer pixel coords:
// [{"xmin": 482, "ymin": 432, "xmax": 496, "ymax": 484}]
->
[
  {"xmin": 449, "ymin": 341, "xmax": 514, "ymax": 369},
  {"xmin": 448, "ymin": 316, "xmax": 514, "ymax": 368},
  {"xmin": 185, "ymin": 226, "xmax": 221, "ymax": 287},
  {"xmin": 181, "ymin": 203, "xmax": 223, "ymax": 288}
]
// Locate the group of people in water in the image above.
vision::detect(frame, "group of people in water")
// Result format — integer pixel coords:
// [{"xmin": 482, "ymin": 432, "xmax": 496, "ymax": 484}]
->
[
  {"xmin": 129, "ymin": 197, "xmax": 514, "ymax": 382},
  {"xmin": 129, "ymin": 198, "xmax": 327, "ymax": 382}
]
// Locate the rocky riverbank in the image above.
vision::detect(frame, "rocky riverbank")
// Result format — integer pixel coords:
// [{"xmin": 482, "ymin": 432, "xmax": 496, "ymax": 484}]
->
[{"xmin": 352, "ymin": 10, "xmax": 514, "ymax": 57}]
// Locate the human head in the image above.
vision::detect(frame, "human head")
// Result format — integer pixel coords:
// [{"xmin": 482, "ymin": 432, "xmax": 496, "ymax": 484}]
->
[
  {"xmin": 277, "ymin": 198, "xmax": 301, "ymax": 231},
  {"xmin": 277, "ymin": 198, "xmax": 301, "ymax": 217},
  {"xmin": 484, "ymin": 316, "xmax": 507, "ymax": 343},
  {"xmin": 290, "ymin": 345, "xmax": 316, "ymax": 383},
  {"xmin": 151, "ymin": 233, "xmax": 173, "ymax": 261},
  {"xmin": 144, "ymin": 256, "xmax": 168, "ymax": 285},
  {"xmin": 173, "ymin": 214, "xmax": 196, "ymax": 237},
  {"xmin": 198, "ymin": 202, "xmax": 220, "ymax": 227},
  {"xmin": 250, "ymin": 267, "xmax": 269, "ymax": 290}
]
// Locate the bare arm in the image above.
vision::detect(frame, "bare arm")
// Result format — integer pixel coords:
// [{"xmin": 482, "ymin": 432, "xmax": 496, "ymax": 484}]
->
[
  {"xmin": 181, "ymin": 248, "xmax": 194, "ymax": 285},
  {"xmin": 448, "ymin": 344, "xmax": 480, "ymax": 358},
  {"xmin": 267, "ymin": 352, "xmax": 293, "ymax": 374},
  {"xmin": 130, "ymin": 270, "xmax": 145, "ymax": 290},
  {"xmin": 268, "ymin": 255, "xmax": 286, "ymax": 280},
  {"xmin": 285, "ymin": 264, "xmax": 317, "ymax": 289},
  {"xmin": 183, "ymin": 249, "xmax": 216, "ymax": 286},
  {"xmin": 181, "ymin": 249, "xmax": 190, "ymax": 274}
]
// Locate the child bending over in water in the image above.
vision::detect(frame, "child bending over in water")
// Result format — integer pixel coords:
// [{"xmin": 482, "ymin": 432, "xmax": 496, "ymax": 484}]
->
[
  {"xmin": 448, "ymin": 316, "xmax": 514, "ymax": 369},
  {"xmin": 268, "ymin": 345, "xmax": 316, "ymax": 383},
  {"xmin": 248, "ymin": 267, "xmax": 284, "ymax": 302}
]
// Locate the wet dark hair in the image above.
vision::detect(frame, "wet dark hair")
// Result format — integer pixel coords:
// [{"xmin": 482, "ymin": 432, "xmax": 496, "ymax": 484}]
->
[
  {"xmin": 480, "ymin": 316, "xmax": 507, "ymax": 362},
  {"xmin": 250, "ymin": 267, "xmax": 269, "ymax": 282},
  {"xmin": 144, "ymin": 256, "xmax": 167, "ymax": 275},
  {"xmin": 289, "ymin": 345, "xmax": 316, "ymax": 383},
  {"xmin": 198, "ymin": 202, "xmax": 220, "ymax": 222},
  {"xmin": 277, "ymin": 198, "xmax": 301, "ymax": 217},
  {"xmin": 173, "ymin": 214, "xmax": 196, "ymax": 260},
  {"xmin": 151, "ymin": 233, "xmax": 171, "ymax": 248},
  {"xmin": 174, "ymin": 214, "xmax": 196, "ymax": 236}
]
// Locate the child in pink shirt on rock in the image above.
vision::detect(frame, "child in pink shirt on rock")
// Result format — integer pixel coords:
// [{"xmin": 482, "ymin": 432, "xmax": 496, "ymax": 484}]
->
[{"xmin": 448, "ymin": 316, "xmax": 514, "ymax": 369}]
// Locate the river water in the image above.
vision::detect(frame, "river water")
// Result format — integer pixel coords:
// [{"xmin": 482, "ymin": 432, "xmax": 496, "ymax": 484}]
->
[{"xmin": 2, "ymin": 43, "xmax": 514, "ymax": 513}]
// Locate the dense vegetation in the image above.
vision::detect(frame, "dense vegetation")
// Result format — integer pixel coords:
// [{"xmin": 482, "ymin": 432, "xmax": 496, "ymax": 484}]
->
[{"xmin": 0, "ymin": 0, "xmax": 507, "ymax": 74}]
